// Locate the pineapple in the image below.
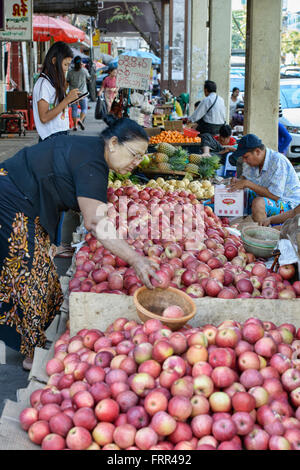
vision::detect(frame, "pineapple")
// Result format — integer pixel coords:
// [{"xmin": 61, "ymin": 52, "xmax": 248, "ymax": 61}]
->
[
  {"xmin": 157, "ymin": 162, "xmax": 172, "ymax": 171},
  {"xmin": 189, "ymin": 154, "xmax": 203, "ymax": 165},
  {"xmin": 185, "ymin": 163, "xmax": 199, "ymax": 174},
  {"xmin": 154, "ymin": 152, "xmax": 169, "ymax": 163},
  {"xmin": 157, "ymin": 143, "xmax": 176, "ymax": 157}
]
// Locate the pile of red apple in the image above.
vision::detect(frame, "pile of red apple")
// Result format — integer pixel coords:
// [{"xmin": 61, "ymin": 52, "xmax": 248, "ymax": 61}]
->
[
  {"xmin": 20, "ymin": 316, "xmax": 300, "ymax": 450},
  {"xmin": 69, "ymin": 187, "xmax": 299, "ymax": 299}
]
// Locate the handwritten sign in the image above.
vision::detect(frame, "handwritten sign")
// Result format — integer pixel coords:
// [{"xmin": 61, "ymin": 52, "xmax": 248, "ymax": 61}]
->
[
  {"xmin": 116, "ymin": 55, "xmax": 152, "ymax": 91},
  {"xmin": 0, "ymin": 0, "xmax": 32, "ymax": 41}
]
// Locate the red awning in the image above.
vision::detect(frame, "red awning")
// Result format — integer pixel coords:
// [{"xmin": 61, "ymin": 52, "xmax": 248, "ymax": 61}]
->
[{"xmin": 33, "ymin": 15, "xmax": 86, "ymax": 43}]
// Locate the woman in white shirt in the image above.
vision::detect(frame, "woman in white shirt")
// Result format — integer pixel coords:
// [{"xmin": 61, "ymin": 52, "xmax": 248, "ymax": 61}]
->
[
  {"xmin": 33, "ymin": 41, "xmax": 80, "ymax": 141},
  {"xmin": 229, "ymin": 87, "xmax": 243, "ymax": 121}
]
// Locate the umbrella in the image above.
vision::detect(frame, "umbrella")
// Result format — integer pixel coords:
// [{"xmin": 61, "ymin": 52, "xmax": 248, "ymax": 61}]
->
[
  {"xmin": 109, "ymin": 50, "xmax": 161, "ymax": 67},
  {"xmin": 71, "ymin": 48, "xmax": 90, "ymax": 60},
  {"xmin": 33, "ymin": 15, "xmax": 86, "ymax": 43},
  {"xmin": 122, "ymin": 50, "xmax": 161, "ymax": 65}
]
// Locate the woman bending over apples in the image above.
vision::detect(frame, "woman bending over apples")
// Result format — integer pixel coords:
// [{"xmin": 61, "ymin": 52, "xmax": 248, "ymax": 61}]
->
[{"xmin": 0, "ymin": 115, "xmax": 159, "ymax": 370}]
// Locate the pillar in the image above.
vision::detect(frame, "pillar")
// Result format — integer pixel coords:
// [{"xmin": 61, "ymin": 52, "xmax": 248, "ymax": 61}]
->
[
  {"xmin": 208, "ymin": 0, "xmax": 232, "ymax": 123},
  {"xmin": 0, "ymin": 43, "xmax": 5, "ymax": 112},
  {"xmin": 10, "ymin": 42, "xmax": 22, "ymax": 90},
  {"xmin": 244, "ymin": 0, "xmax": 282, "ymax": 150},
  {"xmin": 188, "ymin": 0, "xmax": 209, "ymax": 111}
]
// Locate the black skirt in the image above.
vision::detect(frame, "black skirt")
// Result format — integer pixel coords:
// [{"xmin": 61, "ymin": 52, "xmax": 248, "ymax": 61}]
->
[{"xmin": 0, "ymin": 169, "xmax": 63, "ymax": 358}]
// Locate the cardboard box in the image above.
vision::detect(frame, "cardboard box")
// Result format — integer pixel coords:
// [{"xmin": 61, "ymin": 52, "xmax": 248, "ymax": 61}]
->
[
  {"xmin": 144, "ymin": 127, "xmax": 162, "ymax": 137},
  {"xmin": 164, "ymin": 120, "xmax": 183, "ymax": 132},
  {"xmin": 214, "ymin": 184, "xmax": 244, "ymax": 217}
]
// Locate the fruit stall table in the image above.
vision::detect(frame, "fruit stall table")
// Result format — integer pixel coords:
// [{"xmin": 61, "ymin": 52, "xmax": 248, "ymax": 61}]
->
[
  {"xmin": 2, "ymin": 177, "xmax": 300, "ymax": 450},
  {"xmin": 1, "ymin": 275, "xmax": 300, "ymax": 450}
]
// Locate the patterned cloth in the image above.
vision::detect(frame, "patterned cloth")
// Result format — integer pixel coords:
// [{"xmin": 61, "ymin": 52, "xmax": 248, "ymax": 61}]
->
[
  {"xmin": 242, "ymin": 148, "xmax": 300, "ymax": 209},
  {"xmin": 0, "ymin": 171, "xmax": 63, "ymax": 358},
  {"xmin": 247, "ymin": 189, "xmax": 292, "ymax": 216}
]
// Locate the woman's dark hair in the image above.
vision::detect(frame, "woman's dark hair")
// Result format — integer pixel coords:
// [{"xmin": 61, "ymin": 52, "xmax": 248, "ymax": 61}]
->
[
  {"xmin": 101, "ymin": 115, "xmax": 149, "ymax": 143},
  {"xmin": 74, "ymin": 56, "xmax": 82, "ymax": 71},
  {"xmin": 204, "ymin": 80, "xmax": 217, "ymax": 93},
  {"xmin": 232, "ymin": 87, "xmax": 240, "ymax": 93},
  {"xmin": 108, "ymin": 64, "xmax": 117, "ymax": 73},
  {"xmin": 219, "ymin": 124, "xmax": 232, "ymax": 138},
  {"xmin": 41, "ymin": 41, "xmax": 73, "ymax": 104}
]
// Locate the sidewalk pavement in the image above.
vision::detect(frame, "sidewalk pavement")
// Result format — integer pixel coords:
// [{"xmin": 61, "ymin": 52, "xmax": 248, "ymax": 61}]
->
[
  {"xmin": 0, "ymin": 102, "xmax": 106, "ymax": 415},
  {"xmin": 0, "ymin": 101, "xmax": 106, "ymax": 164}
]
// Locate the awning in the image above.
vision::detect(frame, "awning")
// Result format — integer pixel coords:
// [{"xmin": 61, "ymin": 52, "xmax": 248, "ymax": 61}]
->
[{"xmin": 33, "ymin": 15, "xmax": 86, "ymax": 43}]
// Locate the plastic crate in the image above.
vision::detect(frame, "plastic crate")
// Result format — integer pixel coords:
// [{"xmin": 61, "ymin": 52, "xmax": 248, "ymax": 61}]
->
[{"xmin": 183, "ymin": 128, "xmax": 200, "ymax": 137}]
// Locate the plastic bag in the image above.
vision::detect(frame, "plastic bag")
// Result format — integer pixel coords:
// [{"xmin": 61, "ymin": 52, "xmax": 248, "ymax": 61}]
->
[
  {"xmin": 130, "ymin": 92, "xmax": 144, "ymax": 107},
  {"xmin": 95, "ymin": 94, "xmax": 108, "ymax": 120}
]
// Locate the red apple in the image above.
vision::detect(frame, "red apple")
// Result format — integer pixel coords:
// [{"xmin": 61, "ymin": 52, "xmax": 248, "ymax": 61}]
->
[
  {"xmin": 162, "ymin": 305, "xmax": 185, "ymax": 319},
  {"xmin": 49, "ymin": 412, "xmax": 73, "ymax": 437},
  {"xmin": 95, "ymin": 398, "xmax": 119, "ymax": 422},
  {"xmin": 232, "ymin": 392, "xmax": 256, "ymax": 412},
  {"xmin": 240, "ymin": 369, "xmax": 263, "ymax": 389},
  {"xmin": 151, "ymin": 411, "xmax": 177, "ymax": 436},
  {"xmin": 215, "ymin": 328, "xmax": 239, "ymax": 348},
  {"xmin": 211, "ymin": 366, "xmax": 236, "ymax": 388},
  {"xmin": 278, "ymin": 264, "xmax": 296, "ymax": 280},
  {"xmin": 135, "ymin": 427, "xmax": 158, "ymax": 450},
  {"xmin": 113, "ymin": 424, "xmax": 136, "ymax": 449},
  {"xmin": 126, "ymin": 406, "xmax": 149, "ymax": 429},
  {"xmin": 232, "ymin": 411, "xmax": 254, "ymax": 436},
  {"xmin": 191, "ymin": 414, "xmax": 213, "ymax": 438},
  {"xmin": 92, "ymin": 422, "xmax": 115, "ymax": 447},
  {"xmin": 66, "ymin": 426, "xmax": 92, "ymax": 450},
  {"xmin": 19, "ymin": 407, "xmax": 39, "ymax": 431},
  {"xmin": 168, "ymin": 396, "xmax": 192, "ymax": 422},
  {"xmin": 209, "ymin": 392, "xmax": 231, "ymax": 412},
  {"xmin": 28, "ymin": 420, "xmax": 50, "ymax": 445},
  {"xmin": 212, "ymin": 417, "xmax": 237, "ymax": 442},
  {"xmin": 41, "ymin": 433, "xmax": 66, "ymax": 450},
  {"xmin": 144, "ymin": 390, "xmax": 168, "ymax": 416},
  {"xmin": 244, "ymin": 427, "xmax": 269, "ymax": 450}
]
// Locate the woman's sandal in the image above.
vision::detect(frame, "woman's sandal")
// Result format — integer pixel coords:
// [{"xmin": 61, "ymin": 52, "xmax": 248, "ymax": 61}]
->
[
  {"xmin": 54, "ymin": 245, "xmax": 75, "ymax": 258},
  {"xmin": 78, "ymin": 120, "xmax": 85, "ymax": 131}
]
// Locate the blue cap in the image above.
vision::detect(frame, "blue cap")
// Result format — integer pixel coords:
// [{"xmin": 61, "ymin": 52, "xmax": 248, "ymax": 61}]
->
[{"xmin": 232, "ymin": 134, "xmax": 263, "ymax": 159}]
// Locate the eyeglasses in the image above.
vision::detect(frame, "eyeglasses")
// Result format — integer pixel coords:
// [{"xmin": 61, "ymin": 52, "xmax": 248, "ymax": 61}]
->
[{"xmin": 122, "ymin": 142, "xmax": 144, "ymax": 162}]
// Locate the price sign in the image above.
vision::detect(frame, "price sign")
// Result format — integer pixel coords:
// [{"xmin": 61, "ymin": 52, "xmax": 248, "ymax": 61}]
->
[{"xmin": 116, "ymin": 55, "xmax": 152, "ymax": 91}]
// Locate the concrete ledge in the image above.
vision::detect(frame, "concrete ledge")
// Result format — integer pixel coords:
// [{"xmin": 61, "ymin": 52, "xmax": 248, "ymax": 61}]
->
[{"xmin": 69, "ymin": 292, "xmax": 300, "ymax": 336}]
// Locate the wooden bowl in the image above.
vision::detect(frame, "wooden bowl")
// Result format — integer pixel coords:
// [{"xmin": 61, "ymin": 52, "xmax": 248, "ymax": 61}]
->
[{"xmin": 133, "ymin": 286, "xmax": 197, "ymax": 331}]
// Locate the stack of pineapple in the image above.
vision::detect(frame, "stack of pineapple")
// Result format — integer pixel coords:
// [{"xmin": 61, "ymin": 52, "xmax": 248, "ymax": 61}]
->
[
  {"xmin": 152, "ymin": 144, "xmax": 190, "ymax": 172},
  {"xmin": 150, "ymin": 143, "xmax": 220, "ymax": 180}
]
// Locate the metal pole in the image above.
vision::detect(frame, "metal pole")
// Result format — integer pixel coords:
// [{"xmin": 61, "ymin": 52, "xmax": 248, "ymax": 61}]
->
[{"xmin": 90, "ymin": 17, "xmax": 94, "ymax": 62}]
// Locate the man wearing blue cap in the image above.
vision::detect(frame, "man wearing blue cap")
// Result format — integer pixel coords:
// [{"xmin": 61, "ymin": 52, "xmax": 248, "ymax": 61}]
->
[{"xmin": 228, "ymin": 134, "xmax": 300, "ymax": 224}]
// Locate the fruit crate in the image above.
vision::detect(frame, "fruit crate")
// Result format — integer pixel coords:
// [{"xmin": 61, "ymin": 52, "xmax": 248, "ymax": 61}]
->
[
  {"xmin": 142, "ymin": 168, "xmax": 187, "ymax": 177},
  {"xmin": 68, "ymin": 292, "xmax": 300, "ymax": 337},
  {"xmin": 164, "ymin": 120, "xmax": 183, "ymax": 132}
]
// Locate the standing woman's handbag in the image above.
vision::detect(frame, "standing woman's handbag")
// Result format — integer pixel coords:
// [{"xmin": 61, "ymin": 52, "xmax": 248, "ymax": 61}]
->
[{"xmin": 95, "ymin": 94, "xmax": 108, "ymax": 120}]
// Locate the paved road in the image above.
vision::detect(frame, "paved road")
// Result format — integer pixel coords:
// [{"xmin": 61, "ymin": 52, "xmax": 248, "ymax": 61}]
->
[{"xmin": 0, "ymin": 102, "xmax": 106, "ymax": 415}]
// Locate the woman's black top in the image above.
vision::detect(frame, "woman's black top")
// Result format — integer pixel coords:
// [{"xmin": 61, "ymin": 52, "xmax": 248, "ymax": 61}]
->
[{"xmin": 2, "ymin": 135, "xmax": 109, "ymax": 243}]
